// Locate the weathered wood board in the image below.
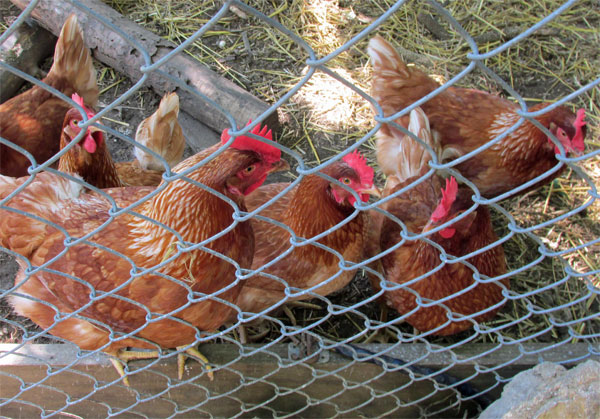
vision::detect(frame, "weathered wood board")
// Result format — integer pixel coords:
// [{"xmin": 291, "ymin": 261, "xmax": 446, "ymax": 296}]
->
[{"xmin": 1, "ymin": 343, "xmax": 597, "ymax": 417}]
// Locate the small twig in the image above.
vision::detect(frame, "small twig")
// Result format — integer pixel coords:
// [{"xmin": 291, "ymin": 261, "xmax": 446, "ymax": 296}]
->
[
  {"xmin": 418, "ymin": 13, "xmax": 451, "ymax": 41},
  {"xmin": 282, "ymin": 305, "xmax": 297, "ymax": 326},
  {"xmin": 242, "ymin": 31, "xmax": 253, "ymax": 60}
]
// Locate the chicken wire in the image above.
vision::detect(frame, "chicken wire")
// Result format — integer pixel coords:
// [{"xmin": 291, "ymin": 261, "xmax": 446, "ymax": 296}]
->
[{"xmin": 0, "ymin": 0, "xmax": 599, "ymax": 417}]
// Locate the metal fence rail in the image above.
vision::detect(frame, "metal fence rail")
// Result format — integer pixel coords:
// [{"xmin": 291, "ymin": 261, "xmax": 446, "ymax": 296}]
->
[{"xmin": 1, "ymin": 0, "xmax": 599, "ymax": 417}]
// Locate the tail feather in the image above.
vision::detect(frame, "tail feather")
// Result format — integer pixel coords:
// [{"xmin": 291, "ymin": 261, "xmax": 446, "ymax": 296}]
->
[
  {"xmin": 367, "ymin": 35, "xmax": 411, "ymax": 81},
  {"xmin": 134, "ymin": 92, "xmax": 185, "ymax": 171},
  {"xmin": 376, "ymin": 108, "xmax": 440, "ymax": 182},
  {"xmin": 367, "ymin": 35, "xmax": 440, "ymax": 118},
  {"xmin": 48, "ymin": 14, "xmax": 98, "ymax": 106}
]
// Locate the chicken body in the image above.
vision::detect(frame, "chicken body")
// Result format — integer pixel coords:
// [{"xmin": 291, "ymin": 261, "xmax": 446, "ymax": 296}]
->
[
  {"xmin": 2, "ymin": 133, "xmax": 286, "ymax": 379},
  {"xmin": 113, "ymin": 161, "xmax": 164, "ymax": 186},
  {"xmin": 234, "ymin": 155, "xmax": 379, "ymax": 319},
  {"xmin": 0, "ymin": 14, "xmax": 98, "ymax": 177},
  {"xmin": 368, "ymin": 35, "xmax": 587, "ymax": 198},
  {"xmin": 373, "ymin": 108, "xmax": 508, "ymax": 335}
]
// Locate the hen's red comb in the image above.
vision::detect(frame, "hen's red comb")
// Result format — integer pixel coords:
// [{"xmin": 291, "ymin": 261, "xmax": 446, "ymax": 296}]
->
[
  {"xmin": 430, "ymin": 177, "xmax": 458, "ymax": 222},
  {"xmin": 71, "ymin": 93, "xmax": 95, "ymax": 119},
  {"xmin": 342, "ymin": 150, "xmax": 374, "ymax": 185},
  {"xmin": 221, "ymin": 120, "xmax": 280, "ymax": 164},
  {"xmin": 571, "ymin": 108, "xmax": 587, "ymax": 153}
]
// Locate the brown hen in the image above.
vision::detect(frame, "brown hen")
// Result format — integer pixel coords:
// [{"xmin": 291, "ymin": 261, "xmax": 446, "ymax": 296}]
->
[
  {"xmin": 367, "ymin": 35, "xmax": 588, "ymax": 199},
  {"xmin": 1, "ymin": 122, "xmax": 287, "ymax": 385},
  {"xmin": 0, "ymin": 14, "xmax": 98, "ymax": 177},
  {"xmin": 372, "ymin": 108, "xmax": 508, "ymax": 336},
  {"xmin": 232, "ymin": 152, "xmax": 380, "ymax": 330},
  {"xmin": 57, "ymin": 94, "xmax": 120, "ymax": 189},
  {"xmin": 58, "ymin": 93, "xmax": 184, "ymax": 188}
]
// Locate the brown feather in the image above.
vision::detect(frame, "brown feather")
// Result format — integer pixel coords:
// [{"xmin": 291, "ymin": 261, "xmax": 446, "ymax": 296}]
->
[
  {"xmin": 234, "ymin": 162, "xmax": 372, "ymax": 317},
  {"xmin": 2, "ymin": 144, "xmax": 274, "ymax": 354},
  {"xmin": 115, "ymin": 160, "xmax": 164, "ymax": 186},
  {"xmin": 368, "ymin": 35, "xmax": 586, "ymax": 198}
]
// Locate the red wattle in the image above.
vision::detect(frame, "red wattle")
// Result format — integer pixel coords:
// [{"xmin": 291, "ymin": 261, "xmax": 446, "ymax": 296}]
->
[{"xmin": 83, "ymin": 134, "xmax": 97, "ymax": 153}]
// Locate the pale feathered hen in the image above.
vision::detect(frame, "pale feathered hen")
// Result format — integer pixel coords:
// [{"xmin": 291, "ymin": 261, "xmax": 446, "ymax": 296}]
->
[{"xmin": 116, "ymin": 92, "xmax": 185, "ymax": 185}]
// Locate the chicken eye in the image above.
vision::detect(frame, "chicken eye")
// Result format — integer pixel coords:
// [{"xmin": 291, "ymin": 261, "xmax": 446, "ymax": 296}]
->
[
  {"xmin": 557, "ymin": 128, "xmax": 568, "ymax": 140},
  {"xmin": 245, "ymin": 165, "xmax": 256, "ymax": 173},
  {"xmin": 341, "ymin": 177, "xmax": 351, "ymax": 185}
]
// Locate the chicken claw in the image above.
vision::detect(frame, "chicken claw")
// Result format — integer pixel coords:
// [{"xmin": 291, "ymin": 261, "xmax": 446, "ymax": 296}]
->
[
  {"xmin": 177, "ymin": 346, "xmax": 214, "ymax": 381},
  {"xmin": 108, "ymin": 348, "xmax": 160, "ymax": 386}
]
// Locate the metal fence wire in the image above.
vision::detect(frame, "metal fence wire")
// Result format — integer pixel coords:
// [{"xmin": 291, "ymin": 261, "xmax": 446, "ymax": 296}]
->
[{"xmin": 1, "ymin": 0, "xmax": 599, "ymax": 417}]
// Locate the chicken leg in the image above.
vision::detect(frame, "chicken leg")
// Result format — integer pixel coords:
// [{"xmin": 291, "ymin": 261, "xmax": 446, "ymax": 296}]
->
[
  {"xmin": 177, "ymin": 345, "xmax": 214, "ymax": 381},
  {"xmin": 108, "ymin": 348, "xmax": 161, "ymax": 386}
]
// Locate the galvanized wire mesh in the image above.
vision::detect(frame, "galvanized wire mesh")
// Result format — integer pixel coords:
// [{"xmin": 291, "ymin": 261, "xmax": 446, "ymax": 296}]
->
[{"xmin": 1, "ymin": 0, "xmax": 599, "ymax": 417}]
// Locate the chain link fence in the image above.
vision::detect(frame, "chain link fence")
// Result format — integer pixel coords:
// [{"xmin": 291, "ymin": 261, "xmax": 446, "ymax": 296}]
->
[{"xmin": 1, "ymin": 0, "xmax": 599, "ymax": 417}]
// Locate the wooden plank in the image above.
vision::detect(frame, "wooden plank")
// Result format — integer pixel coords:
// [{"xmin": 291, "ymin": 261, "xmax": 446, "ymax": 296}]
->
[
  {"xmin": 1, "ymin": 343, "xmax": 597, "ymax": 417},
  {"xmin": 9, "ymin": 0, "xmax": 279, "ymax": 135}
]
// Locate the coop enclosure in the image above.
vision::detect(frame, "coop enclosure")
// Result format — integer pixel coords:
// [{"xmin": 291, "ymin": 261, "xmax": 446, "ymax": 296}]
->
[{"xmin": 0, "ymin": 0, "xmax": 599, "ymax": 417}]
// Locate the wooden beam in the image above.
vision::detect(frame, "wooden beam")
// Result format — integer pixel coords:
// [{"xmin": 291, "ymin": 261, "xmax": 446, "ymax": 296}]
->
[
  {"xmin": 9, "ymin": 0, "xmax": 279, "ymax": 136},
  {"xmin": 1, "ymin": 343, "xmax": 596, "ymax": 417}
]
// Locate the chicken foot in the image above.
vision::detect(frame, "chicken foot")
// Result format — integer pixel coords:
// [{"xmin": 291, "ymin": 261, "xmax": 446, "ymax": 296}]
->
[
  {"xmin": 177, "ymin": 346, "xmax": 214, "ymax": 381},
  {"xmin": 108, "ymin": 348, "xmax": 161, "ymax": 386}
]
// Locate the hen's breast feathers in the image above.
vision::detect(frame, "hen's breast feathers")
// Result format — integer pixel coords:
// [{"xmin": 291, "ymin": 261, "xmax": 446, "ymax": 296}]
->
[{"xmin": 245, "ymin": 182, "xmax": 294, "ymax": 266}]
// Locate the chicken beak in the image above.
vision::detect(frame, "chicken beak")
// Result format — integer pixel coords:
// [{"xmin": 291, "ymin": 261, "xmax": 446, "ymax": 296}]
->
[
  {"xmin": 360, "ymin": 184, "xmax": 382, "ymax": 198},
  {"xmin": 87, "ymin": 124, "xmax": 104, "ymax": 134},
  {"xmin": 571, "ymin": 148, "xmax": 584, "ymax": 158},
  {"xmin": 268, "ymin": 159, "xmax": 290, "ymax": 174}
]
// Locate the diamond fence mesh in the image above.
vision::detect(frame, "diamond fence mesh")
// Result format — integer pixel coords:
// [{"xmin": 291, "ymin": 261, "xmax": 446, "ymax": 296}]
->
[{"xmin": 0, "ymin": 0, "xmax": 599, "ymax": 417}]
